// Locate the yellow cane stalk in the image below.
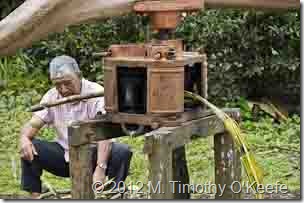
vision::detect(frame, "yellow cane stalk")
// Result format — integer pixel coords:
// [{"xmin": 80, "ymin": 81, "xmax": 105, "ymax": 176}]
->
[{"xmin": 185, "ymin": 91, "xmax": 264, "ymax": 199}]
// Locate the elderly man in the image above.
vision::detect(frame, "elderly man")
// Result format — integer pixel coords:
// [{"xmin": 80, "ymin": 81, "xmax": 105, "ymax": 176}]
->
[{"xmin": 19, "ymin": 55, "xmax": 132, "ymax": 198}]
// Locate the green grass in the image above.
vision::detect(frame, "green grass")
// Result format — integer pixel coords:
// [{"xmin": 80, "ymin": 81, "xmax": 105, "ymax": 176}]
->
[
  {"xmin": 0, "ymin": 129, "xmax": 300, "ymax": 197},
  {"xmin": 0, "ymin": 118, "xmax": 300, "ymax": 198}
]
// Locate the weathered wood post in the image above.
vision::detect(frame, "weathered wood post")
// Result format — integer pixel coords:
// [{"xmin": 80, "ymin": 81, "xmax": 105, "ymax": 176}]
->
[
  {"xmin": 143, "ymin": 125, "xmax": 197, "ymax": 199},
  {"xmin": 68, "ymin": 124, "xmax": 94, "ymax": 199},
  {"xmin": 172, "ymin": 146, "xmax": 190, "ymax": 199},
  {"xmin": 67, "ymin": 118, "xmax": 127, "ymax": 199},
  {"xmin": 144, "ymin": 130, "xmax": 175, "ymax": 199},
  {"xmin": 214, "ymin": 111, "xmax": 241, "ymax": 199}
]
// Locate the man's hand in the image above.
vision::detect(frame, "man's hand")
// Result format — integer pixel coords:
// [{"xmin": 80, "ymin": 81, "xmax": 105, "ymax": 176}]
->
[
  {"xmin": 19, "ymin": 118, "xmax": 43, "ymax": 161},
  {"xmin": 93, "ymin": 167, "xmax": 106, "ymax": 191},
  {"xmin": 20, "ymin": 137, "xmax": 38, "ymax": 161}
]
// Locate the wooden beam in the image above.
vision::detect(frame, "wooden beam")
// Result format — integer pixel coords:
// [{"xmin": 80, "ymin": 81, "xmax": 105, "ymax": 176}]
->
[
  {"xmin": 68, "ymin": 118, "xmax": 125, "ymax": 147},
  {"xmin": 68, "ymin": 125, "xmax": 94, "ymax": 199},
  {"xmin": 69, "ymin": 108, "xmax": 239, "ymax": 147},
  {"xmin": 134, "ymin": 0, "xmax": 204, "ymax": 12},
  {"xmin": 105, "ymin": 108, "xmax": 215, "ymax": 127},
  {"xmin": 68, "ymin": 109, "xmax": 215, "ymax": 147},
  {"xmin": 144, "ymin": 114, "xmax": 224, "ymax": 153},
  {"xmin": 205, "ymin": 0, "xmax": 300, "ymax": 10}
]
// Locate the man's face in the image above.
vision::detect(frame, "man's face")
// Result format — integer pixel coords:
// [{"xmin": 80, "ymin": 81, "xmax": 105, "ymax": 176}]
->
[{"xmin": 52, "ymin": 74, "xmax": 81, "ymax": 97}]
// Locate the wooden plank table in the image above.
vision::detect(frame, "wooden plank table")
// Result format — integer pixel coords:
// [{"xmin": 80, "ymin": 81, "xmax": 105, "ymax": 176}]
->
[{"xmin": 68, "ymin": 108, "xmax": 241, "ymax": 199}]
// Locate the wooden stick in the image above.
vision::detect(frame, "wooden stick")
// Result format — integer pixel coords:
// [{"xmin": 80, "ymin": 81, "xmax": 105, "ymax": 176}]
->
[
  {"xmin": 56, "ymin": 189, "xmax": 71, "ymax": 194},
  {"xmin": 29, "ymin": 91, "xmax": 103, "ymax": 112},
  {"xmin": 110, "ymin": 193, "xmax": 122, "ymax": 199},
  {"xmin": 39, "ymin": 191, "xmax": 56, "ymax": 199},
  {"xmin": 43, "ymin": 180, "xmax": 61, "ymax": 199}
]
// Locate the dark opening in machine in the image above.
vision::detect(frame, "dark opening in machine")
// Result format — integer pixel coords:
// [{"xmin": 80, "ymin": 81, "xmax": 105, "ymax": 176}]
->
[
  {"xmin": 184, "ymin": 63, "xmax": 202, "ymax": 109},
  {"xmin": 117, "ymin": 66, "xmax": 147, "ymax": 114}
]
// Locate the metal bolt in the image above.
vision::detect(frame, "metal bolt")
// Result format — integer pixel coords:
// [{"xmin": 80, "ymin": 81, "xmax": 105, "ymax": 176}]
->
[
  {"xmin": 151, "ymin": 122, "xmax": 159, "ymax": 129},
  {"xmin": 181, "ymin": 12, "xmax": 187, "ymax": 17}
]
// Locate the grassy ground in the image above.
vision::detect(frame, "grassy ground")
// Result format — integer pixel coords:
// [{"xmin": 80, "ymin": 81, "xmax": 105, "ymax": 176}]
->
[{"xmin": 0, "ymin": 115, "xmax": 300, "ymax": 198}]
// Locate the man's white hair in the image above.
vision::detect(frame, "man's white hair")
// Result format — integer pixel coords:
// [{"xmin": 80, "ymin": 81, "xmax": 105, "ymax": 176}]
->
[{"xmin": 49, "ymin": 55, "xmax": 81, "ymax": 79}]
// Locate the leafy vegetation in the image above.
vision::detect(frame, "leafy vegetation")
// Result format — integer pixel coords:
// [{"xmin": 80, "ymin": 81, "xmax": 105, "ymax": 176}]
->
[
  {"xmin": 177, "ymin": 9, "xmax": 300, "ymax": 104},
  {"xmin": 1, "ymin": 4, "xmax": 299, "ymax": 104},
  {"xmin": 0, "ymin": 0, "xmax": 24, "ymax": 19}
]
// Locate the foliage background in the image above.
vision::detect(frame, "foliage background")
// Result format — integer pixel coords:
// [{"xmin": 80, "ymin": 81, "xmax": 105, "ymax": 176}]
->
[{"xmin": 0, "ymin": 2, "xmax": 300, "ymax": 106}]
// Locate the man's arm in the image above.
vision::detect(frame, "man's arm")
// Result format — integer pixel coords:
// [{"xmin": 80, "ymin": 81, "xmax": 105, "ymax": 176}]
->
[
  {"xmin": 20, "ymin": 115, "xmax": 45, "ymax": 161},
  {"xmin": 94, "ymin": 139, "xmax": 112, "ymax": 182},
  {"xmin": 89, "ymin": 93, "xmax": 112, "ymax": 182},
  {"xmin": 97, "ymin": 139, "xmax": 112, "ymax": 166},
  {"xmin": 21, "ymin": 115, "xmax": 45, "ymax": 138}
]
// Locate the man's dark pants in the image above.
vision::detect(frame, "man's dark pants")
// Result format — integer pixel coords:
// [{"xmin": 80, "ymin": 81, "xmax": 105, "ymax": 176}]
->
[{"xmin": 21, "ymin": 139, "xmax": 133, "ymax": 193}]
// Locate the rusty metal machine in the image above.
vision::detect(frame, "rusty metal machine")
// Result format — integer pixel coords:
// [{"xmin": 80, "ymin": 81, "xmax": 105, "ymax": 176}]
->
[{"xmin": 101, "ymin": 0, "xmax": 208, "ymax": 134}]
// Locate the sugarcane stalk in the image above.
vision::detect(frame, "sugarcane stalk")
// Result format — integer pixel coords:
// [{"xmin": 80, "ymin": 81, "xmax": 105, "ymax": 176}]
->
[
  {"xmin": 185, "ymin": 90, "xmax": 264, "ymax": 199},
  {"xmin": 29, "ymin": 91, "xmax": 104, "ymax": 112}
]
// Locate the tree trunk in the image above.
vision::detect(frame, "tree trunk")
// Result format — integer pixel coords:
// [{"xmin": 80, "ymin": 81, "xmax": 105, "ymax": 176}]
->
[{"xmin": 0, "ymin": 0, "xmax": 138, "ymax": 56}]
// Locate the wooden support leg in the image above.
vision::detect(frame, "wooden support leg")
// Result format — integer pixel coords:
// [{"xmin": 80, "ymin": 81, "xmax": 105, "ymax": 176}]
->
[
  {"xmin": 214, "ymin": 132, "xmax": 241, "ymax": 199},
  {"xmin": 68, "ymin": 125, "xmax": 94, "ymax": 199},
  {"xmin": 145, "ymin": 129, "xmax": 191, "ymax": 199},
  {"xmin": 146, "ymin": 134, "xmax": 174, "ymax": 199},
  {"xmin": 172, "ymin": 146, "xmax": 190, "ymax": 199}
]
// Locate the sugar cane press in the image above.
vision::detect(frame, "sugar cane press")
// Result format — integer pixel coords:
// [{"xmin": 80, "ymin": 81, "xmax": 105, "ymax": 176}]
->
[{"xmin": 100, "ymin": 0, "xmax": 208, "ymax": 135}]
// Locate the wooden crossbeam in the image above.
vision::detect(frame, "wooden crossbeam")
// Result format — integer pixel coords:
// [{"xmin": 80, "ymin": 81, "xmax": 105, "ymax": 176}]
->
[
  {"xmin": 68, "ymin": 117, "xmax": 125, "ymax": 147},
  {"xmin": 67, "ymin": 108, "xmax": 239, "ymax": 147},
  {"xmin": 143, "ymin": 114, "xmax": 223, "ymax": 153}
]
